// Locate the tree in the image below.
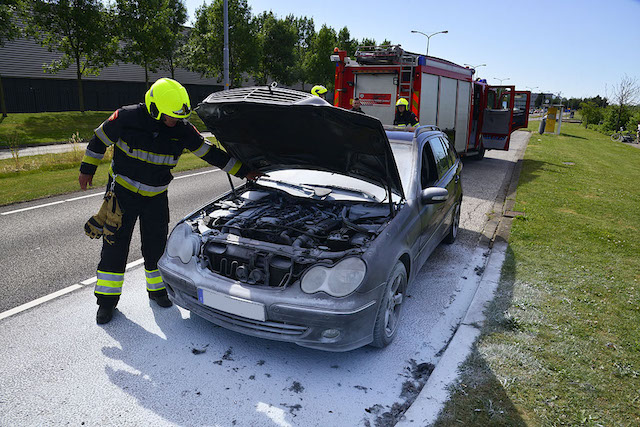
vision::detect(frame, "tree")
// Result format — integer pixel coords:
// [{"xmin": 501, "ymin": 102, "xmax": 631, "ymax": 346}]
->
[
  {"xmin": 116, "ymin": 0, "xmax": 179, "ymax": 88},
  {"xmin": 157, "ymin": 0, "xmax": 188, "ymax": 79},
  {"xmin": 182, "ymin": 0, "xmax": 258, "ymax": 87},
  {"xmin": 22, "ymin": 0, "xmax": 118, "ymax": 112},
  {"xmin": 0, "ymin": 0, "xmax": 22, "ymax": 117},
  {"xmin": 579, "ymin": 101, "xmax": 603, "ymax": 128},
  {"xmin": 305, "ymin": 24, "xmax": 337, "ymax": 89},
  {"xmin": 291, "ymin": 15, "xmax": 315, "ymax": 90},
  {"xmin": 254, "ymin": 12, "xmax": 297, "ymax": 85},
  {"xmin": 359, "ymin": 37, "xmax": 376, "ymax": 48},
  {"xmin": 608, "ymin": 74, "xmax": 639, "ymax": 131},
  {"xmin": 337, "ymin": 27, "xmax": 357, "ymax": 57}
]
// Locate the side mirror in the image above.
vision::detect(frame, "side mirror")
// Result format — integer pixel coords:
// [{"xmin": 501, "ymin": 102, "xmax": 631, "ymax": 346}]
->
[{"xmin": 420, "ymin": 187, "xmax": 448, "ymax": 204}]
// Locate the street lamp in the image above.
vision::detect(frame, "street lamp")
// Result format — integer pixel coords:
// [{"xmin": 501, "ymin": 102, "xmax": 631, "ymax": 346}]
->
[
  {"xmin": 464, "ymin": 63, "xmax": 486, "ymax": 78},
  {"xmin": 411, "ymin": 30, "xmax": 448, "ymax": 65},
  {"xmin": 493, "ymin": 77, "xmax": 510, "ymax": 85}
]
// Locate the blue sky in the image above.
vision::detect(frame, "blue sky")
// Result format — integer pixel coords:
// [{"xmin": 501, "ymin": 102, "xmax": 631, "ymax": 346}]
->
[{"xmin": 184, "ymin": 0, "xmax": 640, "ymax": 99}]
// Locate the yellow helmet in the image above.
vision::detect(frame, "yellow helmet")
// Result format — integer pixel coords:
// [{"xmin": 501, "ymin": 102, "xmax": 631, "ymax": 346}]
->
[
  {"xmin": 145, "ymin": 78, "xmax": 191, "ymax": 120},
  {"xmin": 396, "ymin": 98, "xmax": 409, "ymax": 107},
  {"xmin": 311, "ymin": 85, "xmax": 328, "ymax": 97}
]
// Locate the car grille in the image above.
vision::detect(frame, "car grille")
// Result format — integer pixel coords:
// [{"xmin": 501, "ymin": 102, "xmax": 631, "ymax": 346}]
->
[
  {"xmin": 202, "ymin": 86, "xmax": 312, "ymax": 105},
  {"xmin": 184, "ymin": 294, "xmax": 308, "ymax": 337}
]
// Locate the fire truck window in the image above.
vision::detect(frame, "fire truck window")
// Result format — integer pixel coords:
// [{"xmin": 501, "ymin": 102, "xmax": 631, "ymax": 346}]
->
[
  {"xmin": 421, "ymin": 144, "xmax": 437, "ymax": 188},
  {"xmin": 429, "ymin": 138, "xmax": 450, "ymax": 179}
]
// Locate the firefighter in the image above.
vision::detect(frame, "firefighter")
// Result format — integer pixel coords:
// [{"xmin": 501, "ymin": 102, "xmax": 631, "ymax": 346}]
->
[
  {"xmin": 79, "ymin": 77, "xmax": 261, "ymax": 324},
  {"xmin": 393, "ymin": 98, "xmax": 419, "ymax": 127},
  {"xmin": 311, "ymin": 85, "xmax": 328, "ymax": 99}
]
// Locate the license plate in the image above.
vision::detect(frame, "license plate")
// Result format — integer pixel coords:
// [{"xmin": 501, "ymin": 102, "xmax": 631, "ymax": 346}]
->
[{"xmin": 197, "ymin": 288, "xmax": 266, "ymax": 322}]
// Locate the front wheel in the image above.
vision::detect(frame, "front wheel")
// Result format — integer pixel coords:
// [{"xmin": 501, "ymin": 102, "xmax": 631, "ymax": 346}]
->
[
  {"xmin": 611, "ymin": 133, "xmax": 622, "ymax": 142},
  {"xmin": 371, "ymin": 262, "xmax": 407, "ymax": 348}
]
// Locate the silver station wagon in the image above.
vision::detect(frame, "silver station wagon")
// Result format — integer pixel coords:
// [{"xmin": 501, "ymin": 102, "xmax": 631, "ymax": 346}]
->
[{"xmin": 158, "ymin": 87, "xmax": 463, "ymax": 351}]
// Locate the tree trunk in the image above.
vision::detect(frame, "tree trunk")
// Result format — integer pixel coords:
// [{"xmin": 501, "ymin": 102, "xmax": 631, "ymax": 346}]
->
[
  {"xmin": 169, "ymin": 56, "xmax": 175, "ymax": 79},
  {"xmin": 0, "ymin": 73, "xmax": 7, "ymax": 118},
  {"xmin": 76, "ymin": 55, "xmax": 85, "ymax": 112},
  {"xmin": 144, "ymin": 58, "xmax": 149, "ymax": 89}
]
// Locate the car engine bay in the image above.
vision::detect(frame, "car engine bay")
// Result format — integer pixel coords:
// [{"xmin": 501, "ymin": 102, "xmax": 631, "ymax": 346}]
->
[{"xmin": 187, "ymin": 188, "xmax": 391, "ymax": 288}]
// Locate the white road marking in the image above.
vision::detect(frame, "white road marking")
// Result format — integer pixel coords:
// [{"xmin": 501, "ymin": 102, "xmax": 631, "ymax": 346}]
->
[
  {"xmin": 173, "ymin": 169, "xmax": 221, "ymax": 180},
  {"xmin": 0, "ymin": 284, "xmax": 82, "ymax": 321},
  {"xmin": 1, "ymin": 200, "xmax": 66, "ymax": 215},
  {"xmin": 65, "ymin": 192, "xmax": 104, "ymax": 202},
  {"xmin": 81, "ymin": 277, "xmax": 97, "ymax": 285},
  {"xmin": 1, "ymin": 168, "xmax": 223, "ymax": 216},
  {"xmin": 1, "ymin": 256, "xmax": 147, "ymax": 320}
]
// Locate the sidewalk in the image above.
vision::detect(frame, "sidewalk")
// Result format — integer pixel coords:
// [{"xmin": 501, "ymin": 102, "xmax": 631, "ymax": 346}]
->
[{"xmin": 0, "ymin": 132, "xmax": 216, "ymax": 160}]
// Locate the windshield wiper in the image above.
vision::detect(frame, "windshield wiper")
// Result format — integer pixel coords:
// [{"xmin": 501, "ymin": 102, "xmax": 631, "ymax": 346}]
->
[
  {"xmin": 305, "ymin": 184, "xmax": 382, "ymax": 202},
  {"xmin": 257, "ymin": 178, "xmax": 382, "ymax": 202}
]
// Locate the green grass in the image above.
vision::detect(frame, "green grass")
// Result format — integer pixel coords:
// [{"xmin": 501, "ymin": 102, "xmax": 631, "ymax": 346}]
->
[
  {"xmin": 0, "ymin": 111, "xmax": 209, "ymax": 146},
  {"xmin": 436, "ymin": 123, "xmax": 640, "ymax": 425},
  {"xmin": 0, "ymin": 148, "xmax": 214, "ymax": 206}
]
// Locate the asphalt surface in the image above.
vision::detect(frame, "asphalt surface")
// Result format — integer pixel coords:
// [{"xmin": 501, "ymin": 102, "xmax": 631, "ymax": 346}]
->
[
  {"xmin": 0, "ymin": 167, "xmax": 242, "ymax": 313},
  {"xmin": 0, "ymin": 131, "xmax": 528, "ymax": 426}
]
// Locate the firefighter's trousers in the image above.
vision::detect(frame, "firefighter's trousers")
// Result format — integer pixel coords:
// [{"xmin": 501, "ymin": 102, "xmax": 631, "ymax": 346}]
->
[{"xmin": 94, "ymin": 180, "xmax": 169, "ymax": 305}]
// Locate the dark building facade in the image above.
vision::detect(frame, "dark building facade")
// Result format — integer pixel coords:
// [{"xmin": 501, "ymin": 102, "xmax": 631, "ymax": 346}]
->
[{"xmin": 0, "ymin": 35, "xmax": 223, "ymax": 113}]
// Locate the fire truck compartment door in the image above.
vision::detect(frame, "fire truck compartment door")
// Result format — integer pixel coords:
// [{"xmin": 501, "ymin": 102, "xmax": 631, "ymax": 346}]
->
[
  {"xmin": 481, "ymin": 109, "xmax": 512, "ymax": 149},
  {"xmin": 354, "ymin": 73, "xmax": 397, "ymax": 125},
  {"xmin": 512, "ymin": 91, "xmax": 531, "ymax": 131}
]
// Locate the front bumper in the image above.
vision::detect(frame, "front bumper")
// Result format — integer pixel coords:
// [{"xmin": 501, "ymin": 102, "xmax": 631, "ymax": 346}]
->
[{"xmin": 158, "ymin": 257, "xmax": 381, "ymax": 352}]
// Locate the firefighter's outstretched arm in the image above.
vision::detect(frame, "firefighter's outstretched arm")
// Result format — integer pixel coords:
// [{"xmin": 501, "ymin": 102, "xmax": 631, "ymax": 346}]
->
[
  {"xmin": 185, "ymin": 129, "xmax": 264, "ymax": 181},
  {"xmin": 78, "ymin": 109, "xmax": 124, "ymax": 190}
]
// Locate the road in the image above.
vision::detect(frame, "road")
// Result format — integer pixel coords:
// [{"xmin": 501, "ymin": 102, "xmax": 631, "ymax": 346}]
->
[
  {"xmin": 0, "ymin": 167, "xmax": 243, "ymax": 313},
  {"xmin": 0, "ymin": 131, "xmax": 528, "ymax": 426}
]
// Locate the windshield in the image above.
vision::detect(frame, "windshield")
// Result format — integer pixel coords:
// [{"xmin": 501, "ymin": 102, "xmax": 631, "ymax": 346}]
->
[{"xmin": 256, "ymin": 170, "xmax": 402, "ymax": 203}]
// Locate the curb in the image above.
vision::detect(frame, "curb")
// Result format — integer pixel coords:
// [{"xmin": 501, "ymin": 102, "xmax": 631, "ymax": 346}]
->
[{"xmin": 397, "ymin": 132, "xmax": 530, "ymax": 426}]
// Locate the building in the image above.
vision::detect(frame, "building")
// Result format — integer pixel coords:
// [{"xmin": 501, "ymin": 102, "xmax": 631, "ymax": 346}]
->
[{"xmin": 0, "ymin": 34, "xmax": 223, "ymax": 113}]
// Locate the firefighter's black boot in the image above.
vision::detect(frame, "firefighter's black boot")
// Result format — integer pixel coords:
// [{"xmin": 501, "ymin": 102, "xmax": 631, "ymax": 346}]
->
[
  {"xmin": 96, "ymin": 296, "xmax": 119, "ymax": 324},
  {"xmin": 149, "ymin": 290, "xmax": 173, "ymax": 308}
]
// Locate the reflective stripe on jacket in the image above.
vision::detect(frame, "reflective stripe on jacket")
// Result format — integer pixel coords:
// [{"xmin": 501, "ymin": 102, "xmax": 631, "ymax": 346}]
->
[{"xmin": 79, "ymin": 103, "xmax": 249, "ymax": 196}]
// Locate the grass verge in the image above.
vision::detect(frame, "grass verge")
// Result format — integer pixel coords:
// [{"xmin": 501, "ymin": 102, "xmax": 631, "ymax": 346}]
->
[
  {"xmin": 0, "ymin": 111, "xmax": 209, "ymax": 146},
  {"xmin": 435, "ymin": 123, "xmax": 640, "ymax": 425},
  {"xmin": 0, "ymin": 148, "xmax": 214, "ymax": 206}
]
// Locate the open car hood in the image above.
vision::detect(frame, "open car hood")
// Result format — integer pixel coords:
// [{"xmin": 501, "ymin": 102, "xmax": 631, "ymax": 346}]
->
[{"xmin": 197, "ymin": 87, "xmax": 405, "ymax": 199}]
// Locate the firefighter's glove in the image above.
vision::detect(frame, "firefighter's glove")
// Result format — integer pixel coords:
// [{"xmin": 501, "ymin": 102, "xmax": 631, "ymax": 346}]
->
[
  {"xmin": 103, "ymin": 192, "xmax": 124, "ymax": 245},
  {"xmin": 84, "ymin": 198, "xmax": 109, "ymax": 239}
]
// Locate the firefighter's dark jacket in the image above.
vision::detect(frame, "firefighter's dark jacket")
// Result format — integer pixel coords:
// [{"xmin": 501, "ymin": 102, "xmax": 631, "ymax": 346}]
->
[
  {"xmin": 393, "ymin": 110, "xmax": 419, "ymax": 127},
  {"xmin": 80, "ymin": 103, "xmax": 249, "ymax": 197}
]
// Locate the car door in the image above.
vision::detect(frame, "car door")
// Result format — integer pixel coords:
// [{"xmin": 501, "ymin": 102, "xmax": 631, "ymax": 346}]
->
[
  {"xmin": 422, "ymin": 136, "xmax": 456, "ymax": 254},
  {"xmin": 415, "ymin": 139, "xmax": 439, "ymax": 269}
]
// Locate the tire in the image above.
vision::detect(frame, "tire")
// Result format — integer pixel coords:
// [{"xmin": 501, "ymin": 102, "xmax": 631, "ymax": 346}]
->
[
  {"xmin": 371, "ymin": 262, "xmax": 407, "ymax": 348},
  {"xmin": 611, "ymin": 133, "xmax": 621, "ymax": 142},
  {"xmin": 443, "ymin": 201, "xmax": 461, "ymax": 244}
]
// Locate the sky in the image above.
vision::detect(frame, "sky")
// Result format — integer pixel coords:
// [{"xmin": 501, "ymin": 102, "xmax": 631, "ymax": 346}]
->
[{"xmin": 183, "ymin": 0, "xmax": 640, "ymax": 100}]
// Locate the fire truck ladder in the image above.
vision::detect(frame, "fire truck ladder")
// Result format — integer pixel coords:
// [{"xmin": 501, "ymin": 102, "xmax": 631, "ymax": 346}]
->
[{"xmin": 398, "ymin": 53, "xmax": 417, "ymax": 103}]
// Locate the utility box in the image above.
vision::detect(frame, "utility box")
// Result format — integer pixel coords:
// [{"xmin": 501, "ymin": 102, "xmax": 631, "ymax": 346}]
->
[{"xmin": 544, "ymin": 104, "xmax": 563, "ymax": 135}]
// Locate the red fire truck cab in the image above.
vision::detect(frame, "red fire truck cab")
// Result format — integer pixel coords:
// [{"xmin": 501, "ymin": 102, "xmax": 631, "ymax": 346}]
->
[{"xmin": 332, "ymin": 45, "xmax": 531, "ymax": 157}]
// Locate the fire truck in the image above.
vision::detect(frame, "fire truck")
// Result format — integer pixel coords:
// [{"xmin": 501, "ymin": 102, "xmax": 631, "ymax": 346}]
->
[{"xmin": 331, "ymin": 45, "xmax": 531, "ymax": 157}]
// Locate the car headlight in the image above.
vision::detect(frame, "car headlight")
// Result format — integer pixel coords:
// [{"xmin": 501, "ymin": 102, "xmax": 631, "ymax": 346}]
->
[
  {"xmin": 300, "ymin": 257, "xmax": 367, "ymax": 297},
  {"xmin": 166, "ymin": 223, "xmax": 198, "ymax": 264}
]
